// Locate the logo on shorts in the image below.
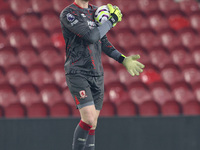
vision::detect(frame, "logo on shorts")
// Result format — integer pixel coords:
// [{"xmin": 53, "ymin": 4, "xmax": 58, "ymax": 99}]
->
[{"xmin": 79, "ymin": 90, "xmax": 87, "ymax": 99}]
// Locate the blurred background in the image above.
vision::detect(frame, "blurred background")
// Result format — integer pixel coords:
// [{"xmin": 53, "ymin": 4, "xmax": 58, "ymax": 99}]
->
[
  {"xmin": 0, "ymin": 0, "xmax": 200, "ymax": 118},
  {"xmin": 0, "ymin": 0, "xmax": 200, "ymax": 149}
]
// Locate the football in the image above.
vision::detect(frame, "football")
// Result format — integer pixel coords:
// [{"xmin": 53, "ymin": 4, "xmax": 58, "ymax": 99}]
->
[{"xmin": 94, "ymin": 5, "xmax": 110, "ymax": 26}]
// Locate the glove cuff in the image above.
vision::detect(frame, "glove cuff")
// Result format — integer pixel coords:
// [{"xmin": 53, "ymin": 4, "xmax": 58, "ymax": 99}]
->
[
  {"xmin": 118, "ymin": 54, "xmax": 126, "ymax": 63},
  {"xmin": 109, "ymin": 13, "xmax": 118, "ymax": 25}
]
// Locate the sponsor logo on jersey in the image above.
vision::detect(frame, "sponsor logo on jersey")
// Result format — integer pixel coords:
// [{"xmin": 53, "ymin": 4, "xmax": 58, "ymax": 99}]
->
[
  {"xmin": 71, "ymin": 19, "xmax": 79, "ymax": 26},
  {"xmin": 79, "ymin": 90, "xmax": 87, "ymax": 99},
  {"xmin": 87, "ymin": 21, "xmax": 96, "ymax": 29},
  {"xmin": 66, "ymin": 13, "xmax": 75, "ymax": 22}
]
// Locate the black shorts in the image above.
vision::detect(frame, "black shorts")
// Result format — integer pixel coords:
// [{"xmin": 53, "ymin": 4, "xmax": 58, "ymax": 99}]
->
[{"xmin": 65, "ymin": 74, "xmax": 104, "ymax": 110}]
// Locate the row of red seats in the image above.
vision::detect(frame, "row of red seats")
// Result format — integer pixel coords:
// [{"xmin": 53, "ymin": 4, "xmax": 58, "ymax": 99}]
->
[
  {"xmin": 1, "ymin": 60, "xmax": 200, "ymax": 93},
  {"xmin": 1, "ymin": 0, "xmax": 199, "ymax": 16},
  {"xmin": 0, "ymin": 0, "xmax": 73, "ymax": 15},
  {"xmin": 1, "ymin": 8, "xmax": 200, "ymax": 33},
  {"xmin": 0, "ymin": 81, "xmax": 200, "ymax": 110},
  {"xmin": 0, "ymin": 98, "xmax": 199, "ymax": 118}
]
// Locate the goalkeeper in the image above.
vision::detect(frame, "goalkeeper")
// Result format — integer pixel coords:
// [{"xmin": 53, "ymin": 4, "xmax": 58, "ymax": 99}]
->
[{"xmin": 60, "ymin": 0, "xmax": 145, "ymax": 150}]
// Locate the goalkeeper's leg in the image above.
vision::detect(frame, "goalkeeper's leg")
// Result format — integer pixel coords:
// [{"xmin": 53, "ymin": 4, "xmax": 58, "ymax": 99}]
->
[
  {"xmin": 72, "ymin": 105, "xmax": 99, "ymax": 150},
  {"xmin": 84, "ymin": 109, "xmax": 100, "ymax": 150}
]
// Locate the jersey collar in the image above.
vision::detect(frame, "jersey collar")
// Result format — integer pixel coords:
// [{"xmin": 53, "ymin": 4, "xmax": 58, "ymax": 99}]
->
[{"xmin": 73, "ymin": 2, "xmax": 93, "ymax": 9}]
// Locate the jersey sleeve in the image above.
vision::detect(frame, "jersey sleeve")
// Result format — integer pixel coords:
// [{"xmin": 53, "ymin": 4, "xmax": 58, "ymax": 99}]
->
[
  {"xmin": 101, "ymin": 35, "xmax": 125, "ymax": 63},
  {"xmin": 60, "ymin": 9, "xmax": 100, "ymax": 44}
]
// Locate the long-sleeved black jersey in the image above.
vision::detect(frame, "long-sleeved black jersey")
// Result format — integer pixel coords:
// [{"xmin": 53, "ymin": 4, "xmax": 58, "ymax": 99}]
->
[{"xmin": 60, "ymin": 2, "xmax": 123, "ymax": 76}]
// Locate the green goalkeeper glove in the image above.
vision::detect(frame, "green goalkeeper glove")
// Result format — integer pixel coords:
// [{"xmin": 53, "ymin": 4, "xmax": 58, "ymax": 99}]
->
[
  {"xmin": 122, "ymin": 55, "xmax": 145, "ymax": 76},
  {"xmin": 107, "ymin": 4, "xmax": 123, "ymax": 27}
]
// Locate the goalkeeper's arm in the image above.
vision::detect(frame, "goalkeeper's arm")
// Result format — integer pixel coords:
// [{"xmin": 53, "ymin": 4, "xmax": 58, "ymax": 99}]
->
[
  {"xmin": 60, "ymin": 4, "xmax": 122, "ymax": 44},
  {"xmin": 101, "ymin": 36, "xmax": 145, "ymax": 76}
]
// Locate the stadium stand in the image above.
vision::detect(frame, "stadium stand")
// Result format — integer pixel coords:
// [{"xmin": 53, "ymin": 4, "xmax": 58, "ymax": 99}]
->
[{"xmin": 0, "ymin": 0, "xmax": 200, "ymax": 118}]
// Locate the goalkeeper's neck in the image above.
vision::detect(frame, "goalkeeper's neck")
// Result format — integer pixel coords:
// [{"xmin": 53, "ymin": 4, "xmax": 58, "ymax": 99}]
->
[{"xmin": 74, "ymin": 0, "xmax": 90, "ymax": 9}]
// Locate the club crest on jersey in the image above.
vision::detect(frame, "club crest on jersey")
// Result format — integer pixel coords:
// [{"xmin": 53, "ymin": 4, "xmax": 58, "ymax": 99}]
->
[
  {"xmin": 87, "ymin": 21, "xmax": 96, "ymax": 29},
  {"xmin": 66, "ymin": 13, "xmax": 75, "ymax": 22},
  {"xmin": 79, "ymin": 90, "xmax": 87, "ymax": 99}
]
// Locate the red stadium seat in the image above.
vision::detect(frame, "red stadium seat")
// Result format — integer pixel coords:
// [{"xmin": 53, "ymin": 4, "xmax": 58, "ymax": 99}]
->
[
  {"xmin": 20, "ymin": 14, "xmax": 42, "ymax": 32},
  {"xmin": 128, "ymin": 82, "xmax": 152, "ymax": 104},
  {"xmin": 51, "ymin": 64, "xmax": 66, "ymax": 88},
  {"xmin": 103, "ymin": 64, "xmax": 117, "ymax": 85},
  {"xmin": 0, "ymin": 84, "xmax": 18, "ymax": 107},
  {"xmin": 106, "ymin": 82, "xmax": 128, "ymax": 105},
  {"xmin": 138, "ymin": 100, "xmax": 160, "ymax": 116},
  {"xmin": 0, "ymin": 30, "xmax": 8, "ymax": 47},
  {"xmin": 171, "ymin": 46, "xmax": 193, "ymax": 69},
  {"xmin": 150, "ymin": 82, "xmax": 173, "ymax": 105},
  {"xmin": 117, "ymin": 66, "xmax": 141, "ymax": 86},
  {"xmin": 27, "ymin": 102, "xmax": 49, "ymax": 118},
  {"xmin": 161, "ymin": 100, "xmax": 181, "ymax": 116},
  {"xmin": 28, "ymin": 64, "xmax": 54, "ymax": 87},
  {"xmin": 0, "ymin": 67, "xmax": 6, "ymax": 84},
  {"xmin": 140, "ymin": 67, "xmax": 162, "ymax": 85},
  {"xmin": 0, "ymin": 12, "xmax": 19, "ymax": 31},
  {"xmin": 8, "ymin": 29, "xmax": 30, "ymax": 48},
  {"xmin": 51, "ymin": 32, "xmax": 66, "ymax": 49},
  {"xmin": 4, "ymin": 103, "xmax": 26, "ymax": 118},
  {"xmin": 148, "ymin": 10, "xmax": 168, "ymax": 32},
  {"xmin": 100, "ymin": 101, "xmax": 116, "ymax": 117},
  {"xmin": 172, "ymin": 82, "xmax": 195, "ymax": 104},
  {"xmin": 9, "ymin": 0, "xmax": 32, "ymax": 16},
  {"xmin": 0, "ymin": 106, "xmax": 3, "ymax": 117},
  {"xmin": 182, "ymin": 64, "xmax": 200, "ymax": 86},
  {"xmin": 40, "ymin": 84, "xmax": 63, "ymax": 107},
  {"xmin": 30, "ymin": 29, "xmax": 51, "ymax": 49},
  {"xmin": 180, "ymin": 28, "xmax": 199, "ymax": 49},
  {"xmin": 41, "ymin": 11, "xmax": 60, "ymax": 32},
  {"xmin": 50, "ymin": 102, "xmax": 71, "ymax": 117},
  {"xmin": 0, "ymin": 46, "xmax": 19, "ymax": 68},
  {"xmin": 159, "ymin": 29, "xmax": 181, "ymax": 50},
  {"xmin": 0, "ymin": 0, "xmax": 10, "ymax": 12},
  {"xmin": 193, "ymin": 83, "xmax": 200, "ymax": 102},
  {"xmin": 71, "ymin": 107, "xmax": 80, "ymax": 117},
  {"xmin": 138, "ymin": 29, "xmax": 160, "ymax": 49},
  {"xmin": 179, "ymin": 0, "xmax": 199, "ymax": 15},
  {"xmin": 17, "ymin": 83, "xmax": 41, "ymax": 107},
  {"xmin": 190, "ymin": 12, "xmax": 200, "ymax": 32},
  {"xmin": 62, "ymin": 87, "xmax": 75, "ymax": 106},
  {"xmin": 31, "ymin": 0, "xmax": 53, "ymax": 13},
  {"xmin": 116, "ymin": 29, "xmax": 138, "ymax": 50},
  {"xmin": 40, "ymin": 46, "xmax": 63, "ymax": 67},
  {"xmin": 150, "ymin": 46, "xmax": 171, "ymax": 69},
  {"xmin": 52, "ymin": 0, "xmax": 73, "ymax": 13},
  {"xmin": 18, "ymin": 46, "xmax": 40, "ymax": 67},
  {"xmin": 192, "ymin": 46, "xmax": 200, "ymax": 67},
  {"xmin": 115, "ymin": 0, "xmax": 138, "ymax": 15},
  {"xmin": 161, "ymin": 64, "xmax": 184, "ymax": 86},
  {"xmin": 106, "ymin": 32, "xmax": 118, "ymax": 47},
  {"xmin": 168, "ymin": 12, "xmax": 190, "ymax": 31},
  {"xmin": 128, "ymin": 11, "xmax": 149, "ymax": 33},
  {"xmin": 158, "ymin": 0, "xmax": 180, "ymax": 15},
  {"xmin": 138, "ymin": 0, "xmax": 158, "ymax": 14},
  {"xmin": 125, "ymin": 46, "xmax": 150, "ymax": 64},
  {"xmin": 6, "ymin": 64, "xmax": 30, "ymax": 87},
  {"xmin": 117, "ymin": 101, "xmax": 137, "ymax": 117},
  {"xmin": 182, "ymin": 100, "xmax": 200, "ymax": 116}
]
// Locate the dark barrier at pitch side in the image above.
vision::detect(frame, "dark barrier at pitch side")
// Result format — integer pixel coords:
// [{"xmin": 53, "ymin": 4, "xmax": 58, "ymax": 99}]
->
[{"xmin": 0, "ymin": 116, "xmax": 200, "ymax": 150}]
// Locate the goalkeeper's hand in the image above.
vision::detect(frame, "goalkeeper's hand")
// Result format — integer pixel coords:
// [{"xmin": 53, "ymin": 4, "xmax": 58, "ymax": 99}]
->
[
  {"xmin": 122, "ymin": 55, "xmax": 145, "ymax": 76},
  {"xmin": 107, "ymin": 4, "xmax": 122, "ymax": 27}
]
